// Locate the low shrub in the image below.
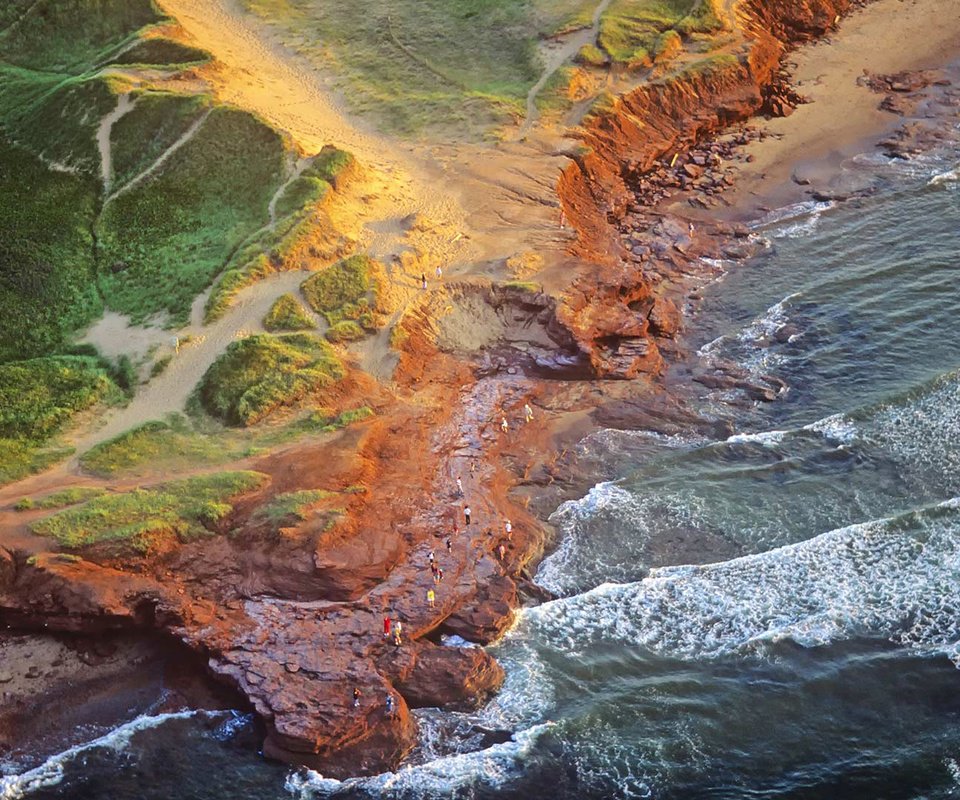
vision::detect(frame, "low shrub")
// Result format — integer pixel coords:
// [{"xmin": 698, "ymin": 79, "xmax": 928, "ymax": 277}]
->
[
  {"xmin": 263, "ymin": 293, "xmax": 316, "ymax": 332},
  {"xmin": 198, "ymin": 333, "xmax": 344, "ymax": 426}
]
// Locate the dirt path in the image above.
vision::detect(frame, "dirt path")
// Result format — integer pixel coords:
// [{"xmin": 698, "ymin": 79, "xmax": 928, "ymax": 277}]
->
[
  {"xmin": 517, "ymin": 0, "xmax": 615, "ymax": 138},
  {"xmin": 96, "ymin": 92, "xmax": 136, "ymax": 195}
]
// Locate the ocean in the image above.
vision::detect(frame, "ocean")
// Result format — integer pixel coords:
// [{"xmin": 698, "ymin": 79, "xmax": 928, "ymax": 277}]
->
[{"xmin": 4, "ymin": 147, "xmax": 959, "ymax": 800}]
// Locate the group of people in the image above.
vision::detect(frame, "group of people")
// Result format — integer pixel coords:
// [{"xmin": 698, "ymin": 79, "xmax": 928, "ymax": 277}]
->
[{"xmin": 352, "ymin": 400, "xmax": 537, "ymax": 719}]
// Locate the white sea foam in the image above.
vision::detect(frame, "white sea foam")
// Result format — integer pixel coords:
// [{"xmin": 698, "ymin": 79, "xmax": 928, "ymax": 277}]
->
[
  {"xmin": 285, "ymin": 723, "xmax": 556, "ymax": 799},
  {"xmin": 537, "ymin": 484, "xmax": 706, "ymax": 597},
  {"xmin": 518, "ymin": 501, "xmax": 960, "ymax": 663},
  {"xmin": 929, "ymin": 165, "xmax": 960, "ymax": 186},
  {"xmin": 754, "ymin": 201, "xmax": 836, "ymax": 240},
  {"xmin": 725, "ymin": 429, "xmax": 789, "ymax": 446},
  {"xmin": 0, "ymin": 711, "xmax": 201, "ymax": 799}
]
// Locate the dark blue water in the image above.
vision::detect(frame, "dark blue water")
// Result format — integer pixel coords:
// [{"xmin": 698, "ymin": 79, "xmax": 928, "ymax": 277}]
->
[{"xmin": 4, "ymin": 154, "xmax": 960, "ymax": 800}]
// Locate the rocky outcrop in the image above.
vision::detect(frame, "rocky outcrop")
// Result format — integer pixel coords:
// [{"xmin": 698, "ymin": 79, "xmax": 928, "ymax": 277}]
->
[{"xmin": 556, "ymin": 0, "xmax": 852, "ymax": 378}]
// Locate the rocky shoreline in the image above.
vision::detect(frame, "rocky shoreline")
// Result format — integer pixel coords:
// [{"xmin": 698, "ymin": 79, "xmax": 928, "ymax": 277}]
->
[{"xmin": 3, "ymin": 0, "xmax": 960, "ymax": 779}]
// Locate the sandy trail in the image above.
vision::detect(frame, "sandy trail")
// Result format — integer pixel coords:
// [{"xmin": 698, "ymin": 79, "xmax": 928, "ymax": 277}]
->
[
  {"xmin": 73, "ymin": 269, "xmax": 317, "ymax": 454},
  {"xmin": 96, "ymin": 92, "xmax": 135, "ymax": 195}
]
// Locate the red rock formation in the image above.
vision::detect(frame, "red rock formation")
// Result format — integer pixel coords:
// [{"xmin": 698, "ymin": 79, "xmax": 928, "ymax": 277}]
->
[{"xmin": 556, "ymin": 0, "xmax": 852, "ymax": 378}]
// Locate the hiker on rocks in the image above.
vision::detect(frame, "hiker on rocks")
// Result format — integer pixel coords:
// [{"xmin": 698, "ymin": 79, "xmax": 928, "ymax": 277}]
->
[
  {"xmin": 383, "ymin": 615, "xmax": 391, "ymax": 639},
  {"xmin": 437, "ymin": 566, "xmax": 444, "ymax": 583},
  {"xmin": 504, "ymin": 519, "xmax": 512, "ymax": 540},
  {"xmin": 498, "ymin": 543, "xmax": 506, "ymax": 560},
  {"xmin": 523, "ymin": 403, "xmax": 533, "ymax": 423},
  {"xmin": 445, "ymin": 536, "xmax": 452, "ymax": 553},
  {"xmin": 500, "ymin": 416, "xmax": 509, "ymax": 433},
  {"xmin": 436, "ymin": 265, "xmax": 443, "ymax": 280},
  {"xmin": 470, "ymin": 460, "xmax": 477, "ymax": 475},
  {"xmin": 430, "ymin": 562, "xmax": 439, "ymax": 581},
  {"xmin": 456, "ymin": 476, "xmax": 464, "ymax": 497},
  {"xmin": 464, "ymin": 505, "xmax": 471, "ymax": 525},
  {"xmin": 353, "ymin": 687, "xmax": 362, "ymax": 708},
  {"xmin": 428, "ymin": 549, "xmax": 435, "ymax": 564},
  {"xmin": 385, "ymin": 693, "xmax": 395, "ymax": 717},
  {"xmin": 421, "ymin": 273, "xmax": 428, "ymax": 290},
  {"xmin": 393, "ymin": 619, "xmax": 403, "ymax": 646},
  {"xmin": 427, "ymin": 588, "xmax": 436, "ymax": 608}
]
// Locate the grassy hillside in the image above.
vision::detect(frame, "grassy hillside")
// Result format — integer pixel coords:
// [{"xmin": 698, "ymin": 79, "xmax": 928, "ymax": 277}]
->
[{"xmin": 97, "ymin": 106, "xmax": 286, "ymax": 323}]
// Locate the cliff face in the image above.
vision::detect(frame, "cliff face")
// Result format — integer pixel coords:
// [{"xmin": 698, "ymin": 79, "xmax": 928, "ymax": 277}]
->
[{"xmin": 556, "ymin": 0, "xmax": 852, "ymax": 379}]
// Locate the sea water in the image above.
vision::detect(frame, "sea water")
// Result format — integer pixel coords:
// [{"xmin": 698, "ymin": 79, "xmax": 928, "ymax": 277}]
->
[{"xmin": 4, "ymin": 155, "xmax": 960, "ymax": 799}]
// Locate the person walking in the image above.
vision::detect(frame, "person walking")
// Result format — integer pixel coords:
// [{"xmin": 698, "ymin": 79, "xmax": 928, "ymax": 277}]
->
[
  {"xmin": 435, "ymin": 265, "xmax": 443, "ymax": 280},
  {"xmin": 437, "ymin": 567, "xmax": 444, "ymax": 583},
  {"xmin": 353, "ymin": 687, "xmax": 362, "ymax": 708},
  {"xmin": 498, "ymin": 543, "xmax": 506, "ymax": 560},
  {"xmin": 456, "ymin": 476, "xmax": 464, "ymax": 497},
  {"xmin": 427, "ymin": 588, "xmax": 436, "ymax": 608},
  {"xmin": 464, "ymin": 505, "xmax": 471, "ymax": 525},
  {"xmin": 383, "ymin": 615, "xmax": 391, "ymax": 639},
  {"xmin": 420, "ymin": 273, "xmax": 428, "ymax": 290},
  {"xmin": 385, "ymin": 693, "xmax": 395, "ymax": 717},
  {"xmin": 500, "ymin": 416, "xmax": 509, "ymax": 433},
  {"xmin": 504, "ymin": 519, "xmax": 512, "ymax": 540},
  {"xmin": 523, "ymin": 403, "xmax": 533, "ymax": 423},
  {"xmin": 393, "ymin": 619, "xmax": 403, "ymax": 646},
  {"xmin": 445, "ymin": 536, "xmax": 452, "ymax": 553},
  {"xmin": 428, "ymin": 548, "xmax": 435, "ymax": 564}
]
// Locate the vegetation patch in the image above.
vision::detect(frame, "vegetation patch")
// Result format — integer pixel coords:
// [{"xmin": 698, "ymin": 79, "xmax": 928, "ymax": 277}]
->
[
  {"xmin": 205, "ymin": 146, "xmax": 357, "ymax": 324},
  {"xmin": 109, "ymin": 91, "xmax": 211, "ymax": 190},
  {"xmin": 239, "ymin": 0, "xmax": 606, "ymax": 137},
  {"xmin": 80, "ymin": 415, "xmax": 250, "ymax": 477},
  {"xmin": 30, "ymin": 471, "xmax": 268, "ymax": 553},
  {"xmin": 16, "ymin": 487, "xmax": 107, "ymax": 512},
  {"xmin": 110, "ymin": 38, "xmax": 211, "ymax": 67},
  {"xmin": 254, "ymin": 489, "xmax": 334, "ymax": 527},
  {"xmin": 0, "ymin": 0, "xmax": 161, "ymax": 73},
  {"xmin": 0, "ymin": 142, "xmax": 102, "ymax": 361},
  {"xmin": 199, "ymin": 333, "xmax": 344, "ymax": 426},
  {"xmin": 301, "ymin": 255, "xmax": 384, "ymax": 332},
  {"xmin": 0, "ymin": 355, "xmax": 123, "ymax": 484},
  {"xmin": 97, "ymin": 106, "xmax": 286, "ymax": 324},
  {"xmin": 263, "ymin": 294, "xmax": 316, "ymax": 332},
  {"xmin": 597, "ymin": 0, "xmax": 696, "ymax": 66}
]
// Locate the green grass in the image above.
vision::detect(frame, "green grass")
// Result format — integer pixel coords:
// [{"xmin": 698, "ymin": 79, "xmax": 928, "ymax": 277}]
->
[
  {"xmin": 204, "ymin": 146, "xmax": 357, "ymax": 323},
  {"xmin": 97, "ymin": 106, "xmax": 287, "ymax": 324},
  {"xmin": 199, "ymin": 333, "xmax": 344, "ymax": 426},
  {"xmin": 30, "ymin": 471, "xmax": 268, "ymax": 553},
  {"xmin": 254, "ymin": 489, "xmax": 333, "ymax": 526},
  {"xmin": 598, "ymin": 0, "xmax": 695, "ymax": 67},
  {"xmin": 0, "ymin": 0, "xmax": 161, "ymax": 73},
  {"xmin": 109, "ymin": 91, "xmax": 211, "ymax": 189},
  {"xmin": 240, "ymin": 0, "xmax": 604, "ymax": 137},
  {"xmin": 2, "ymin": 75, "xmax": 118, "ymax": 174},
  {"xmin": 325, "ymin": 320, "xmax": 365, "ymax": 343},
  {"xmin": 110, "ymin": 38, "xmax": 211, "ymax": 68},
  {"xmin": 575, "ymin": 44, "xmax": 608, "ymax": 67},
  {"xmin": 0, "ymin": 142, "xmax": 103, "ymax": 361},
  {"xmin": 79, "ymin": 406, "xmax": 374, "ymax": 478},
  {"xmin": 502, "ymin": 280, "xmax": 542, "ymax": 293},
  {"xmin": 0, "ymin": 354, "xmax": 123, "ymax": 484},
  {"xmin": 16, "ymin": 486, "xmax": 107, "ymax": 512},
  {"xmin": 263, "ymin": 293, "xmax": 317, "ymax": 332},
  {"xmin": 301, "ymin": 255, "xmax": 383, "ymax": 329},
  {"xmin": 0, "ymin": 355, "xmax": 124, "ymax": 441},
  {"xmin": 79, "ymin": 415, "xmax": 251, "ymax": 477}
]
